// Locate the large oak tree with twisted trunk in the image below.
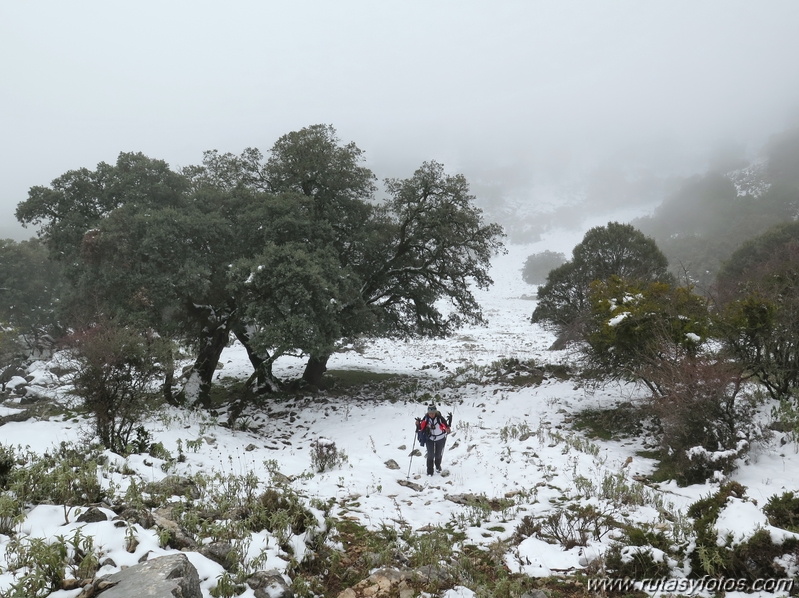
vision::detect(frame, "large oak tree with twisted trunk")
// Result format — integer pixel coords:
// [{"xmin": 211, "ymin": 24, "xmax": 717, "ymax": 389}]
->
[
  {"xmin": 226, "ymin": 127, "xmax": 505, "ymax": 387},
  {"xmin": 16, "ymin": 125, "xmax": 504, "ymax": 402}
]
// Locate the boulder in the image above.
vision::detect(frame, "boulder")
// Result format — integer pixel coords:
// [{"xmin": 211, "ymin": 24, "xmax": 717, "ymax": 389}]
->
[
  {"xmin": 116, "ymin": 507, "xmax": 155, "ymax": 529},
  {"xmin": 199, "ymin": 541, "xmax": 237, "ymax": 570},
  {"xmin": 384, "ymin": 459, "xmax": 400, "ymax": 470},
  {"xmin": 248, "ymin": 569, "xmax": 294, "ymax": 598},
  {"xmin": 152, "ymin": 508, "xmax": 197, "ymax": 550},
  {"xmin": 91, "ymin": 553, "xmax": 201, "ymax": 598},
  {"xmin": 76, "ymin": 506, "xmax": 109, "ymax": 523}
]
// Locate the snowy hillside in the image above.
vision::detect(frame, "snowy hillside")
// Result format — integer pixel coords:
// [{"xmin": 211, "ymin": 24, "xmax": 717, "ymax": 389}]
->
[{"xmin": 1, "ymin": 240, "xmax": 798, "ymax": 598}]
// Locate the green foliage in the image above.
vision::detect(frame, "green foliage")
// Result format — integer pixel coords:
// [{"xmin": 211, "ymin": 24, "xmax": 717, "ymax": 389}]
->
[
  {"xmin": 585, "ymin": 276, "xmax": 709, "ymax": 386},
  {"xmin": 210, "ymin": 571, "xmax": 246, "ymax": 598},
  {"xmin": 0, "ymin": 238, "xmax": 65, "ymax": 351},
  {"xmin": 0, "ymin": 492, "xmax": 24, "ymax": 535},
  {"xmin": 572, "ymin": 403, "xmax": 648, "ymax": 441},
  {"xmin": 4, "ymin": 529, "xmax": 100, "ymax": 597},
  {"xmin": 528, "ymin": 505, "xmax": 614, "ymax": 549},
  {"xmin": 69, "ymin": 322, "xmax": 169, "ymax": 453},
  {"xmin": 764, "ymin": 491, "xmax": 799, "ymax": 532},
  {"xmin": 604, "ymin": 543, "xmax": 673, "ymax": 580},
  {"xmin": 716, "ymin": 221, "xmax": 799, "ymax": 401},
  {"xmin": 532, "ymin": 222, "xmax": 672, "ymax": 341},
  {"xmin": 15, "ymin": 125, "xmax": 503, "ymax": 402},
  {"xmin": 764, "ymin": 126, "xmax": 799, "ymax": 189},
  {"xmin": 650, "ymin": 359, "xmax": 758, "ymax": 485},
  {"xmin": 4, "ymin": 443, "xmax": 105, "ymax": 521},
  {"xmin": 0, "ymin": 443, "xmax": 16, "ymax": 488},
  {"xmin": 309, "ymin": 438, "xmax": 348, "ymax": 473},
  {"xmin": 5, "ymin": 536, "xmax": 68, "ymax": 597},
  {"xmin": 522, "ymin": 251, "xmax": 567, "ymax": 285},
  {"xmin": 684, "ymin": 483, "xmax": 799, "ymax": 580},
  {"xmin": 16, "ymin": 152, "xmax": 189, "ymax": 271}
]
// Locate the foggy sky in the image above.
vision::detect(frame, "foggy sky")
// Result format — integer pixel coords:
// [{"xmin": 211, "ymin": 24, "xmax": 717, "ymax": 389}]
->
[{"xmin": 2, "ymin": 1, "xmax": 798, "ymax": 241}]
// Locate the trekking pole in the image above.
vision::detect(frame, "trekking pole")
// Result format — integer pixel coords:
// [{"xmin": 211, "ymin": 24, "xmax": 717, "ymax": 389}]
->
[{"xmin": 406, "ymin": 426, "xmax": 418, "ymax": 479}]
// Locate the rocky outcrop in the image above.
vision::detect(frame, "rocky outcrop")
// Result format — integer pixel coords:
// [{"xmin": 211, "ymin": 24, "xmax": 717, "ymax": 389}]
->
[
  {"xmin": 336, "ymin": 568, "xmax": 412, "ymax": 598},
  {"xmin": 86, "ymin": 554, "xmax": 201, "ymax": 598}
]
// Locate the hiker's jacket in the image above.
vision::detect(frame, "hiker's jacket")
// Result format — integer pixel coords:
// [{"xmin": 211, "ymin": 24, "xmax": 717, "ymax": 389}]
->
[{"xmin": 418, "ymin": 413, "xmax": 451, "ymax": 442}]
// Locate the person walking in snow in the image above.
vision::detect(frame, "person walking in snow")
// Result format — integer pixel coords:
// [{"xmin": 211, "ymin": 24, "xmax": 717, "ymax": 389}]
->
[{"xmin": 416, "ymin": 404, "xmax": 452, "ymax": 476}]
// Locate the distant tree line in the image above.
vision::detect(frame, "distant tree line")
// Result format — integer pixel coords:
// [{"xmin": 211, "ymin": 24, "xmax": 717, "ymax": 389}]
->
[
  {"xmin": 0, "ymin": 125, "xmax": 504, "ymax": 436},
  {"xmin": 522, "ymin": 127, "xmax": 799, "ymax": 292}
]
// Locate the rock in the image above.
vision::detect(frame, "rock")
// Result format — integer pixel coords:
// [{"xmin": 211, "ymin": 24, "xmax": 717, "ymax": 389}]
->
[
  {"xmin": 152, "ymin": 508, "xmax": 197, "ymax": 550},
  {"xmin": 271, "ymin": 472, "xmax": 291, "ymax": 485},
  {"xmin": 19, "ymin": 396, "xmax": 42, "ymax": 407},
  {"xmin": 245, "ymin": 443, "xmax": 258, "ymax": 451},
  {"xmin": 444, "ymin": 493, "xmax": 480, "ymax": 505},
  {"xmin": 521, "ymin": 591, "xmax": 548, "ymax": 598},
  {"xmin": 409, "ymin": 449, "xmax": 422, "ymax": 457},
  {"xmin": 4, "ymin": 375, "xmax": 27, "ymax": 390},
  {"xmin": 49, "ymin": 365, "xmax": 77, "ymax": 378},
  {"xmin": 413, "ymin": 564, "xmax": 450, "ymax": 583},
  {"xmin": 61, "ymin": 578, "xmax": 87, "ymax": 591},
  {"xmin": 0, "ymin": 409, "xmax": 33, "ymax": 426},
  {"xmin": 76, "ymin": 506, "xmax": 108, "ymax": 523},
  {"xmin": 200, "ymin": 541, "xmax": 237, "ymax": 570},
  {"xmin": 146, "ymin": 475, "xmax": 200, "ymax": 499},
  {"xmin": 91, "ymin": 553, "xmax": 201, "ymax": 598},
  {"xmin": 336, "ymin": 568, "xmax": 409, "ymax": 598},
  {"xmin": 384, "ymin": 459, "xmax": 400, "ymax": 470},
  {"xmin": 397, "ymin": 480, "xmax": 424, "ymax": 492},
  {"xmin": 116, "ymin": 508, "xmax": 155, "ymax": 529},
  {"xmin": 248, "ymin": 569, "xmax": 294, "ymax": 598}
]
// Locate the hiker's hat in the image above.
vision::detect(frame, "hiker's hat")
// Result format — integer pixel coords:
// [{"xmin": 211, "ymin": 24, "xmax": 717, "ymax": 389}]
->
[{"xmin": 427, "ymin": 404, "xmax": 437, "ymax": 412}]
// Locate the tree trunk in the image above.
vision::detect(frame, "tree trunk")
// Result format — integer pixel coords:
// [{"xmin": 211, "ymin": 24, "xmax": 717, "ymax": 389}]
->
[
  {"xmin": 232, "ymin": 326, "xmax": 282, "ymax": 394},
  {"xmin": 302, "ymin": 354, "xmax": 330, "ymax": 388},
  {"xmin": 183, "ymin": 323, "xmax": 230, "ymax": 408},
  {"xmin": 162, "ymin": 349, "xmax": 179, "ymax": 406}
]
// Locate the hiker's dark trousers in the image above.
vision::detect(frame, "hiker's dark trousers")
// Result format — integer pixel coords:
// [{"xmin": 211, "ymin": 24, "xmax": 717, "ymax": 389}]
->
[{"xmin": 425, "ymin": 436, "xmax": 447, "ymax": 474}]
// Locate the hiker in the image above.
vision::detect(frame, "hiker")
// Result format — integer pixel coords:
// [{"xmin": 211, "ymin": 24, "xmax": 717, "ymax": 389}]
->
[{"xmin": 416, "ymin": 404, "xmax": 453, "ymax": 476}]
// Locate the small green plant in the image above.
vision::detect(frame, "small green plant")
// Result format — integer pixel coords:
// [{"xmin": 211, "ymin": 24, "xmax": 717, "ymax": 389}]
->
[
  {"xmin": 210, "ymin": 571, "xmax": 245, "ymax": 598},
  {"xmin": 499, "ymin": 420, "xmax": 531, "ymax": 443},
  {"xmin": 310, "ymin": 438, "xmax": 347, "ymax": 473},
  {"xmin": 0, "ymin": 491, "xmax": 24, "ymax": 534},
  {"xmin": 5, "ymin": 528, "xmax": 100, "ymax": 598},
  {"xmin": 5, "ymin": 536, "xmax": 68, "ymax": 597},
  {"xmin": 0, "ymin": 443, "xmax": 16, "ymax": 488},
  {"xmin": 5, "ymin": 442, "xmax": 105, "ymax": 524},
  {"xmin": 185, "ymin": 437, "xmax": 204, "ymax": 452}
]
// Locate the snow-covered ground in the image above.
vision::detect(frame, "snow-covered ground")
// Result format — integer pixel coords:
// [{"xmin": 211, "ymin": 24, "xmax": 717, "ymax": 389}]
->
[{"xmin": 1, "ymin": 239, "xmax": 798, "ymax": 598}]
